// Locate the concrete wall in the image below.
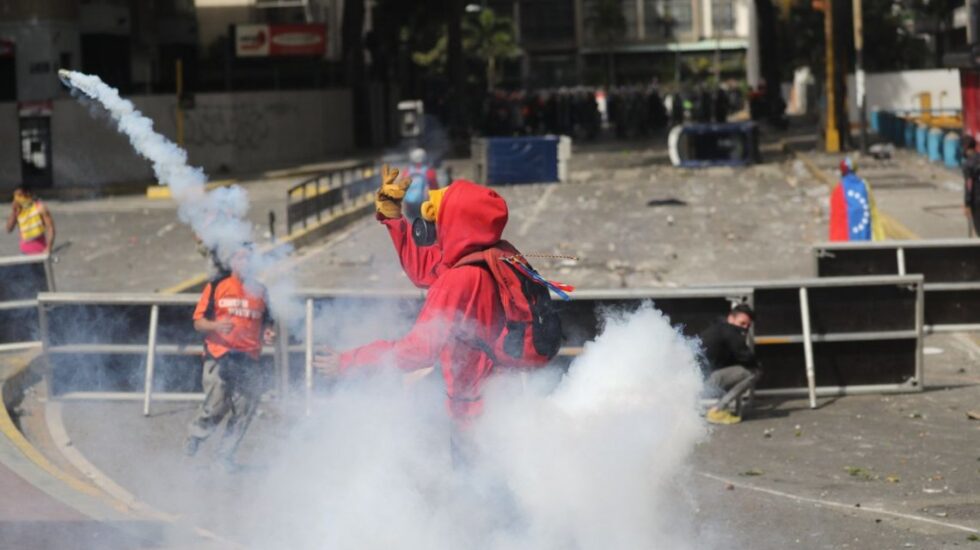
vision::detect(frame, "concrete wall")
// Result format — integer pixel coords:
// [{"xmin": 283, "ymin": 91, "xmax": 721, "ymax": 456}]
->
[
  {"xmin": 0, "ymin": 20, "xmax": 82, "ymax": 102},
  {"xmin": 0, "ymin": 88, "xmax": 355, "ymax": 189},
  {"xmin": 847, "ymin": 69, "xmax": 962, "ymax": 122},
  {"xmin": 0, "ymin": 103, "xmax": 18, "ymax": 188}
]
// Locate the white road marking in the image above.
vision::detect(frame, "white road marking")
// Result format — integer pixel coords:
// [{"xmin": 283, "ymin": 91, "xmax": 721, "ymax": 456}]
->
[
  {"xmin": 698, "ymin": 472, "xmax": 980, "ymax": 534},
  {"xmin": 82, "ymin": 244, "xmax": 126, "ymax": 262},
  {"xmin": 518, "ymin": 184, "xmax": 557, "ymax": 237}
]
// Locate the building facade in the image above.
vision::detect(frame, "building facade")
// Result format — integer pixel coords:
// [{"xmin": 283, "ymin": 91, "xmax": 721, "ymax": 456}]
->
[{"xmin": 487, "ymin": 0, "xmax": 753, "ymax": 87}]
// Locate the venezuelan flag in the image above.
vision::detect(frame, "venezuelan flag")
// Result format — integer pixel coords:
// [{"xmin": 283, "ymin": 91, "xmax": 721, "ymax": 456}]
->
[{"xmin": 829, "ymin": 173, "xmax": 883, "ymax": 241}]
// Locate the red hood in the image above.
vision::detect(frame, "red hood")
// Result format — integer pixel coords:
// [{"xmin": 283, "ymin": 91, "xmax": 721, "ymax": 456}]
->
[{"xmin": 437, "ymin": 180, "xmax": 508, "ymax": 267}]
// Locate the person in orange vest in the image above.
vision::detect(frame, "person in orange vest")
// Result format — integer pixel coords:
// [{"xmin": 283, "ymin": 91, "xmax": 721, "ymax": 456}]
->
[
  {"xmin": 184, "ymin": 245, "xmax": 276, "ymax": 471},
  {"xmin": 5, "ymin": 184, "xmax": 56, "ymax": 255}
]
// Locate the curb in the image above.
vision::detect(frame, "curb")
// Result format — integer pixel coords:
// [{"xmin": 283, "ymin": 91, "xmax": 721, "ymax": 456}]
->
[
  {"xmin": 146, "ymin": 178, "xmax": 236, "ymax": 199},
  {"xmin": 0, "ymin": 350, "xmax": 108, "ymax": 503},
  {"xmin": 0, "ymin": 352, "xmax": 242, "ymax": 546}
]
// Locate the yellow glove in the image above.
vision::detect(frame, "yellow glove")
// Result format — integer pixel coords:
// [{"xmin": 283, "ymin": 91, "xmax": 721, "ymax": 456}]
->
[
  {"xmin": 375, "ymin": 164, "xmax": 411, "ymax": 219},
  {"xmin": 420, "ymin": 187, "xmax": 446, "ymax": 222}
]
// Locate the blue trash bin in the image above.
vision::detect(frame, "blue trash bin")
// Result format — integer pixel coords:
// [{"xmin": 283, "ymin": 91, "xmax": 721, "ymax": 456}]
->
[
  {"xmin": 904, "ymin": 120, "xmax": 917, "ymax": 148},
  {"xmin": 887, "ymin": 113, "xmax": 899, "ymax": 144},
  {"xmin": 870, "ymin": 110, "xmax": 881, "ymax": 134},
  {"xmin": 943, "ymin": 132, "xmax": 961, "ymax": 168},
  {"xmin": 927, "ymin": 128, "xmax": 943, "ymax": 162},
  {"xmin": 916, "ymin": 124, "xmax": 928, "ymax": 155}
]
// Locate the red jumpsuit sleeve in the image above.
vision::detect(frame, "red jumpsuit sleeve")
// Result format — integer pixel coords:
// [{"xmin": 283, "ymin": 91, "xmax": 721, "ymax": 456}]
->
[
  {"xmin": 426, "ymin": 168, "xmax": 439, "ymax": 190},
  {"xmin": 380, "ymin": 217, "xmax": 444, "ymax": 287},
  {"xmin": 339, "ymin": 266, "xmax": 494, "ymax": 373}
]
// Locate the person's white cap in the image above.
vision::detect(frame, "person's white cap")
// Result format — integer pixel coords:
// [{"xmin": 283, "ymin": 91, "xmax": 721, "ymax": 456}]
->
[{"xmin": 409, "ymin": 148, "xmax": 426, "ymax": 164}]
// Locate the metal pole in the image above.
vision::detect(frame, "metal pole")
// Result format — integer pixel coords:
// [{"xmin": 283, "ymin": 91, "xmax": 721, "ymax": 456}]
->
[
  {"xmin": 175, "ymin": 59, "xmax": 185, "ymax": 148},
  {"xmin": 43, "ymin": 255, "xmax": 56, "ymax": 292},
  {"xmin": 914, "ymin": 280, "xmax": 925, "ymax": 388},
  {"xmin": 799, "ymin": 287, "xmax": 818, "ymax": 409},
  {"xmin": 34, "ymin": 299, "xmax": 53, "ymax": 395},
  {"xmin": 823, "ymin": 0, "xmax": 840, "ymax": 152},
  {"xmin": 143, "ymin": 305, "xmax": 160, "ymax": 416},
  {"xmin": 275, "ymin": 318, "xmax": 290, "ymax": 402},
  {"xmin": 853, "ymin": 0, "xmax": 867, "ymax": 152},
  {"xmin": 896, "ymin": 247, "xmax": 906, "ymax": 276},
  {"xmin": 305, "ymin": 298, "xmax": 314, "ymax": 416}
]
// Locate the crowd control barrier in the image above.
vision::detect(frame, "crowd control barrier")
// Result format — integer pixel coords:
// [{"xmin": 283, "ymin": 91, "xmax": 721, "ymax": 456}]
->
[
  {"xmin": 37, "ymin": 288, "xmax": 748, "ymax": 415},
  {"xmin": 667, "ymin": 122, "xmax": 760, "ymax": 168},
  {"xmin": 742, "ymin": 275, "xmax": 924, "ymax": 408},
  {"xmin": 472, "ymin": 136, "xmax": 571, "ymax": 184},
  {"xmin": 286, "ymin": 162, "xmax": 380, "ymax": 236},
  {"xmin": 0, "ymin": 254, "xmax": 55, "ymax": 350},
  {"xmin": 37, "ymin": 277, "xmax": 922, "ymax": 414},
  {"xmin": 813, "ymin": 240, "xmax": 980, "ymax": 331}
]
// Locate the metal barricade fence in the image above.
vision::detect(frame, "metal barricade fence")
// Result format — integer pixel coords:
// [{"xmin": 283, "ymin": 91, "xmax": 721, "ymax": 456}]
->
[
  {"xmin": 813, "ymin": 240, "xmax": 980, "ymax": 331},
  {"xmin": 0, "ymin": 254, "xmax": 55, "ymax": 350},
  {"xmin": 742, "ymin": 275, "xmax": 924, "ymax": 407},
  {"xmin": 286, "ymin": 163, "xmax": 380, "ymax": 236},
  {"xmin": 36, "ymin": 277, "xmax": 923, "ymax": 414},
  {"xmin": 37, "ymin": 287, "xmax": 748, "ymax": 415}
]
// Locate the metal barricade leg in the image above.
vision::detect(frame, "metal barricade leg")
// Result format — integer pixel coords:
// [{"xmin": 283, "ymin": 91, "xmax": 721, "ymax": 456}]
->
[
  {"xmin": 143, "ymin": 305, "xmax": 160, "ymax": 416},
  {"xmin": 305, "ymin": 298, "xmax": 314, "ymax": 416},
  {"xmin": 799, "ymin": 287, "xmax": 817, "ymax": 409},
  {"xmin": 275, "ymin": 318, "xmax": 290, "ymax": 402}
]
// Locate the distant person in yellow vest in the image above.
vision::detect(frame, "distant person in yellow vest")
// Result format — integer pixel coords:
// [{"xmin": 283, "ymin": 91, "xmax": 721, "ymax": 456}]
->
[{"xmin": 5, "ymin": 184, "xmax": 56, "ymax": 255}]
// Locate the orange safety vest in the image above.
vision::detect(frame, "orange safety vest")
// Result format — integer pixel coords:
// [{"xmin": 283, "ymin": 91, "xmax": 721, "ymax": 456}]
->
[{"xmin": 17, "ymin": 200, "xmax": 45, "ymax": 242}]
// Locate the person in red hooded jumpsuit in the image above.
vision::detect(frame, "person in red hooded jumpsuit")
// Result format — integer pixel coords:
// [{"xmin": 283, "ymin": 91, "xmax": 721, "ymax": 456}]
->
[{"xmin": 315, "ymin": 166, "xmax": 507, "ymax": 425}]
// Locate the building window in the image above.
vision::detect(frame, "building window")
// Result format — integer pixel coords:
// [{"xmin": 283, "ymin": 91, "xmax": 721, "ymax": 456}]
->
[
  {"xmin": 621, "ymin": 0, "xmax": 638, "ymax": 41},
  {"xmin": 643, "ymin": 0, "xmax": 668, "ymax": 40},
  {"xmin": 583, "ymin": 0, "xmax": 636, "ymax": 44},
  {"xmin": 663, "ymin": 0, "xmax": 692, "ymax": 35},
  {"xmin": 521, "ymin": 0, "xmax": 576, "ymax": 44},
  {"xmin": 712, "ymin": 0, "xmax": 735, "ymax": 33}
]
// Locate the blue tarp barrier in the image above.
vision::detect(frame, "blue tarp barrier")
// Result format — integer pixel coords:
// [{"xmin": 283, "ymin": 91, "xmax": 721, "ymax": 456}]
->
[{"xmin": 483, "ymin": 137, "xmax": 561, "ymax": 184}]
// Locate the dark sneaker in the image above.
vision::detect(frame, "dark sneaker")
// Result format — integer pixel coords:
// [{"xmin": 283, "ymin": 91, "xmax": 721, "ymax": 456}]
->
[{"xmin": 183, "ymin": 437, "xmax": 201, "ymax": 457}]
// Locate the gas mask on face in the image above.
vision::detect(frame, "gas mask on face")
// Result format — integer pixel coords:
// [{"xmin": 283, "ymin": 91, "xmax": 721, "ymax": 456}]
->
[
  {"xmin": 411, "ymin": 217, "xmax": 437, "ymax": 247},
  {"xmin": 412, "ymin": 187, "xmax": 445, "ymax": 247}
]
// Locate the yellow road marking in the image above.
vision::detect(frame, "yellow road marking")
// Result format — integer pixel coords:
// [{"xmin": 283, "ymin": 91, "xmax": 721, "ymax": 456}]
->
[
  {"xmin": 159, "ymin": 272, "xmax": 209, "ymax": 295},
  {"xmin": 146, "ymin": 178, "xmax": 237, "ymax": 200}
]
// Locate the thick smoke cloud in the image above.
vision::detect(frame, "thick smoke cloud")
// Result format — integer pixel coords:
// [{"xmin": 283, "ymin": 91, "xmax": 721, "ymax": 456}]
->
[{"xmin": 244, "ymin": 304, "xmax": 706, "ymax": 549}]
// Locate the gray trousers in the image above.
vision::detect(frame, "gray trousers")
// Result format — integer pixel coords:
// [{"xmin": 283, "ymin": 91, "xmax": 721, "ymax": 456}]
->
[
  {"xmin": 187, "ymin": 354, "xmax": 263, "ymax": 460},
  {"xmin": 706, "ymin": 366, "xmax": 760, "ymax": 415}
]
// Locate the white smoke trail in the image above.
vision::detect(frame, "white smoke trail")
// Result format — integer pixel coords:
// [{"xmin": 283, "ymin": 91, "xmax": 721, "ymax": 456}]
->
[{"xmin": 58, "ymin": 70, "xmax": 298, "ymax": 320}]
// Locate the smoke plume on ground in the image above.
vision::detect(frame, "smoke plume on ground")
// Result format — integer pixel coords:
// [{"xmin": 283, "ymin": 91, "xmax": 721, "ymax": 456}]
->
[{"xmin": 246, "ymin": 303, "xmax": 706, "ymax": 549}]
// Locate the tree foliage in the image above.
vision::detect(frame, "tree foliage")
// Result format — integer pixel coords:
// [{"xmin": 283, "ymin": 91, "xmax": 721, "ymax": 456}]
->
[{"xmin": 412, "ymin": 8, "xmax": 521, "ymax": 90}]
